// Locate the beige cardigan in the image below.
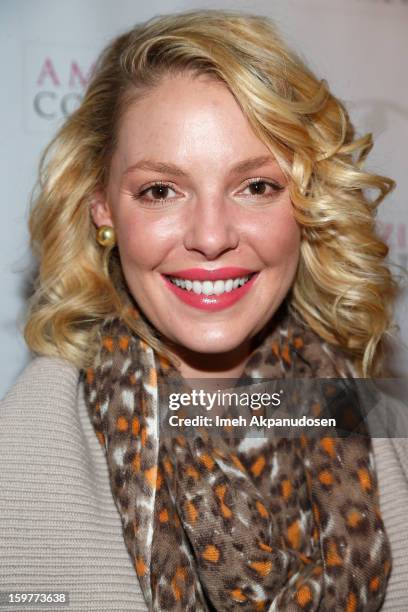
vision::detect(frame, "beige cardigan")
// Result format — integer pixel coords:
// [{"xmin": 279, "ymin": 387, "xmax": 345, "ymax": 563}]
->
[{"xmin": 0, "ymin": 356, "xmax": 407, "ymax": 611}]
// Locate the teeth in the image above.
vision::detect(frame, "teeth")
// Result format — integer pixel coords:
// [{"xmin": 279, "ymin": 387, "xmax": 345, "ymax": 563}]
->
[
  {"xmin": 192, "ymin": 280, "xmax": 202, "ymax": 294},
  {"xmin": 169, "ymin": 275, "xmax": 252, "ymax": 295}
]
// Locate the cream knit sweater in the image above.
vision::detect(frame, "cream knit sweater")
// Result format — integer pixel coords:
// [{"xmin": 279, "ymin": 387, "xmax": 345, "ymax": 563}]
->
[{"xmin": 0, "ymin": 356, "xmax": 407, "ymax": 611}]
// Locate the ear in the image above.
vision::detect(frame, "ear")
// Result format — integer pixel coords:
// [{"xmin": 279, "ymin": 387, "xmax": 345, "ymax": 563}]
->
[{"xmin": 89, "ymin": 189, "xmax": 114, "ymax": 228}]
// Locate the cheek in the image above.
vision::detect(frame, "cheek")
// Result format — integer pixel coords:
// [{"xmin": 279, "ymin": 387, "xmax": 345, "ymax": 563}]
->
[
  {"xmin": 252, "ymin": 201, "xmax": 301, "ymax": 265},
  {"xmin": 115, "ymin": 213, "xmax": 175, "ymax": 271}
]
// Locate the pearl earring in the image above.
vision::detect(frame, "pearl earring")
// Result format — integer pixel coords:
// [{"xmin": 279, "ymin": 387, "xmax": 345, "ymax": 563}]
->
[{"xmin": 96, "ymin": 225, "xmax": 116, "ymax": 248}]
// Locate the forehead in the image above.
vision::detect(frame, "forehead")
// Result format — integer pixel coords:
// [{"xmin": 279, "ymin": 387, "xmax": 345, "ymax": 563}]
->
[
  {"xmin": 118, "ymin": 74, "xmax": 243, "ymax": 136},
  {"xmin": 113, "ymin": 72, "xmax": 275, "ymax": 171}
]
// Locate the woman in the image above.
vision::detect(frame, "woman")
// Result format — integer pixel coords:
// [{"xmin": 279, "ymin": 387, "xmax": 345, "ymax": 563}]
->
[{"xmin": 1, "ymin": 8, "xmax": 407, "ymax": 611}]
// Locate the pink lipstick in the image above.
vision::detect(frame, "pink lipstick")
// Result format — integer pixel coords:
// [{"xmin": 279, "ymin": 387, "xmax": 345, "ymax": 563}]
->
[{"xmin": 162, "ymin": 267, "xmax": 259, "ymax": 312}]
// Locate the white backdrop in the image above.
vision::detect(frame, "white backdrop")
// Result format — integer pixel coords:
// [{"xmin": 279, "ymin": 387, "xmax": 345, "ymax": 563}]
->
[{"xmin": 1, "ymin": 0, "xmax": 407, "ymax": 398}]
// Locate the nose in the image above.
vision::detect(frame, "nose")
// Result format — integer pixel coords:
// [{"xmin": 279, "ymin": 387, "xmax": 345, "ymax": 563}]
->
[{"xmin": 183, "ymin": 193, "xmax": 239, "ymax": 260}]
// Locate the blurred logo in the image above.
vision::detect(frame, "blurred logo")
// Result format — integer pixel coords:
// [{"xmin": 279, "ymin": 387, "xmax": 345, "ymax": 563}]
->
[
  {"xmin": 24, "ymin": 42, "xmax": 96, "ymax": 132},
  {"xmin": 378, "ymin": 221, "xmax": 407, "ymax": 271}
]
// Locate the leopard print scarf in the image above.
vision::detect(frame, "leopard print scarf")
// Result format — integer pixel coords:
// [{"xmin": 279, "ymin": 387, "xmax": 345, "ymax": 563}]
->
[{"xmin": 82, "ymin": 304, "xmax": 391, "ymax": 611}]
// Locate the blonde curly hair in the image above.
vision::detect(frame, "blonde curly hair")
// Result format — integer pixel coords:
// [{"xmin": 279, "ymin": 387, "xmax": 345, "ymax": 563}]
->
[{"xmin": 24, "ymin": 8, "xmax": 400, "ymax": 377}]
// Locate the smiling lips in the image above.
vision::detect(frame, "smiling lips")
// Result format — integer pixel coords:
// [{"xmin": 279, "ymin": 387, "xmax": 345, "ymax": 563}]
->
[{"xmin": 162, "ymin": 267, "xmax": 259, "ymax": 311}]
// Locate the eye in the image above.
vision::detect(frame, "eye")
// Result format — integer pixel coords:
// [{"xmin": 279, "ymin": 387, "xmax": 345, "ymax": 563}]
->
[
  {"xmin": 240, "ymin": 178, "xmax": 284, "ymax": 198},
  {"xmin": 133, "ymin": 181, "xmax": 178, "ymax": 204}
]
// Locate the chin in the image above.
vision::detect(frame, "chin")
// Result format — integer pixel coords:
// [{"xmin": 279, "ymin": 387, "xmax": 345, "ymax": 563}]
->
[{"xmin": 170, "ymin": 329, "xmax": 249, "ymax": 355}]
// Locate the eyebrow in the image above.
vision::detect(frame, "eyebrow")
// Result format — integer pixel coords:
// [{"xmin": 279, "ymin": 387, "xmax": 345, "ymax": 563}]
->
[{"xmin": 122, "ymin": 155, "xmax": 278, "ymax": 178}]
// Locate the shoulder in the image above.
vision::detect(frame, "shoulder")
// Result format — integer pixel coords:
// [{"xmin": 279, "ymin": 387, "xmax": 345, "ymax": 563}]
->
[
  {"xmin": 372, "ymin": 437, "xmax": 408, "ymax": 610},
  {"xmin": 0, "ymin": 356, "xmax": 147, "ymax": 609},
  {"xmin": 2, "ymin": 355, "xmax": 80, "ymax": 408},
  {"xmin": 369, "ymin": 388, "xmax": 408, "ymax": 480},
  {"xmin": 369, "ymin": 390, "xmax": 408, "ymax": 609},
  {"xmin": 0, "ymin": 355, "xmax": 83, "ymax": 475},
  {"xmin": 0, "ymin": 355, "xmax": 84, "ymax": 487}
]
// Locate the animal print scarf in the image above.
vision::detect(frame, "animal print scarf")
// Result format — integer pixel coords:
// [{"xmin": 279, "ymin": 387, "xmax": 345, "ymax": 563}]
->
[{"xmin": 83, "ymin": 303, "xmax": 391, "ymax": 611}]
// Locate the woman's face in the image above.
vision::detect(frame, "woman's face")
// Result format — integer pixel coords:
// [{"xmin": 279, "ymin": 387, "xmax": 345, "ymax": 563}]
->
[{"xmin": 91, "ymin": 72, "xmax": 301, "ymax": 358}]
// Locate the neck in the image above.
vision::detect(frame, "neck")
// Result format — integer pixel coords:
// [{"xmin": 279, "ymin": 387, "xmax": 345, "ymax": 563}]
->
[
  {"xmin": 153, "ymin": 301, "xmax": 291, "ymax": 379},
  {"xmin": 165, "ymin": 338, "xmax": 254, "ymax": 379}
]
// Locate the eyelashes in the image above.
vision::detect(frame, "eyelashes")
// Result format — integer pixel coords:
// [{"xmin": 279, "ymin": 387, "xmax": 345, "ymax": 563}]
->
[
  {"xmin": 134, "ymin": 181, "xmax": 177, "ymax": 204},
  {"xmin": 132, "ymin": 178, "xmax": 284, "ymax": 206},
  {"xmin": 242, "ymin": 178, "xmax": 284, "ymax": 197}
]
